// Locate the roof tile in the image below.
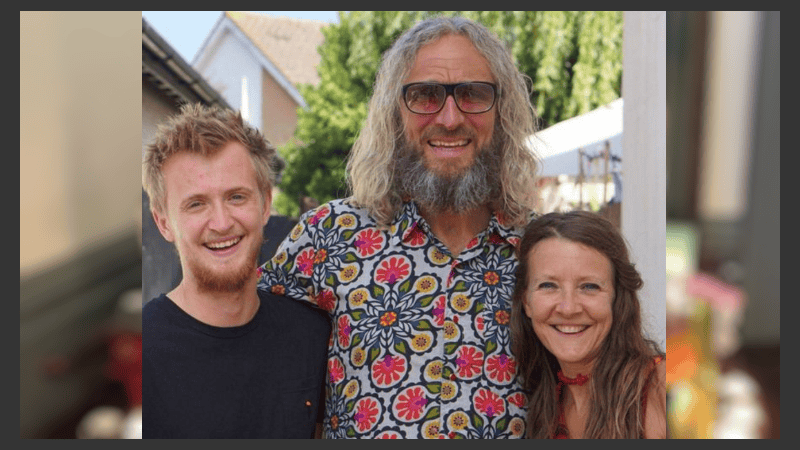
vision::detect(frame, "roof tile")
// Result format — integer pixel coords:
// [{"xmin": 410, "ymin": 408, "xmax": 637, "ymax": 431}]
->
[{"xmin": 226, "ymin": 11, "xmax": 326, "ymax": 87}]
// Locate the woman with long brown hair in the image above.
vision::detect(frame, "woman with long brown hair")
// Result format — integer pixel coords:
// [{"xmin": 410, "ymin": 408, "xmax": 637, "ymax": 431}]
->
[{"xmin": 510, "ymin": 211, "xmax": 666, "ymax": 438}]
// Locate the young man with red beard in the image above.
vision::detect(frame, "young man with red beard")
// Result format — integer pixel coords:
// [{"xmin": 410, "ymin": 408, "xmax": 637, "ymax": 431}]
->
[{"xmin": 142, "ymin": 104, "xmax": 330, "ymax": 438}]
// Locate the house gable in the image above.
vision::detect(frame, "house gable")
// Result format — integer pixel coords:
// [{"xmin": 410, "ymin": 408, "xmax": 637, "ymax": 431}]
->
[
  {"xmin": 225, "ymin": 11, "xmax": 325, "ymax": 88},
  {"xmin": 193, "ymin": 12, "xmax": 307, "ymax": 109}
]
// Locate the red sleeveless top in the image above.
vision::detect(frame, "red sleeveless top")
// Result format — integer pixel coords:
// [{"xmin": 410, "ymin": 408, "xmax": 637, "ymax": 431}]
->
[{"xmin": 552, "ymin": 356, "xmax": 664, "ymax": 439}]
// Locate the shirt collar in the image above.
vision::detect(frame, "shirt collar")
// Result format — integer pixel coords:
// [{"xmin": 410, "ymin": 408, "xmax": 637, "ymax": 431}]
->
[
  {"xmin": 491, "ymin": 211, "xmax": 523, "ymax": 248},
  {"xmin": 391, "ymin": 201, "xmax": 421, "ymax": 245},
  {"xmin": 392, "ymin": 201, "xmax": 523, "ymax": 248}
]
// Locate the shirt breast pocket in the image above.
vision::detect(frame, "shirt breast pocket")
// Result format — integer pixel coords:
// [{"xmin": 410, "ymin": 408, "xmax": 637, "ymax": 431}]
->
[{"xmin": 276, "ymin": 382, "xmax": 322, "ymax": 438}]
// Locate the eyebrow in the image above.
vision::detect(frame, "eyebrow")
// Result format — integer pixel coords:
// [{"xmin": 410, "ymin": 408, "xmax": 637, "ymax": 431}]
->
[
  {"xmin": 411, "ymin": 80, "xmax": 494, "ymax": 85},
  {"xmin": 531, "ymin": 274, "xmax": 609, "ymax": 284},
  {"xmin": 179, "ymin": 187, "xmax": 256, "ymax": 206}
]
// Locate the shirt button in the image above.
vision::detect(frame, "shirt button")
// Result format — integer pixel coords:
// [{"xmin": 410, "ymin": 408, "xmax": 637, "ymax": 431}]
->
[{"xmin": 305, "ymin": 400, "xmax": 312, "ymax": 406}]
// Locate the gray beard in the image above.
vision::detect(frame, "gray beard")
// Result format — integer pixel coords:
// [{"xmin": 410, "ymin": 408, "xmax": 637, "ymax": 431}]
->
[{"xmin": 394, "ymin": 134, "xmax": 502, "ymax": 214}]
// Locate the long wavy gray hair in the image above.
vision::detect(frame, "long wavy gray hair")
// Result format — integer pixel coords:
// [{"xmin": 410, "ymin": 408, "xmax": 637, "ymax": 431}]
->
[{"xmin": 346, "ymin": 16, "xmax": 540, "ymax": 229}]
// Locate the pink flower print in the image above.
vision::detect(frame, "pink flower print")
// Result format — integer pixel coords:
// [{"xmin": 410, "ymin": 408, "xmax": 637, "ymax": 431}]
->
[
  {"xmin": 404, "ymin": 226, "xmax": 427, "ymax": 246},
  {"xmin": 474, "ymin": 388, "xmax": 505, "ymax": 418},
  {"xmin": 375, "ymin": 256, "xmax": 410, "ymax": 285},
  {"xmin": 376, "ymin": 431, "xmax": 400, "ymax": 439},
  {"xmin": 488, "ymin": 232, "xmax": 504, "ymax": 245},
  {"xmin": 316, "ymin": 289, "xmax": 337, "ymax": 313},
  {"xmin": 371, "ymin": 354, "xmax": 406, "ymax": 387},
  {"xmin": 507, "ymin": 392, "xmax": 527, "ymax": 409},
  {"xmin": 308, "ymin": 205, "xmax": 330, "ymax": 225},
  {"xmin": 328, "ymin": 357, "xmax": 345, "ymax": 385},
  {"xmin": 295, "ymin": 248, "xmax": 316, "ymax": 276},
  {"xmin": 337, "ymin": 315, "xmax": 351, "ymax": 348},
  {"xmin": 475, "ymin": 316, "xmax": 486, "ymax": 333},
  {"xmin": 455, "ymin": 345, "xmax": 484, "ymax": 379},
  {"xmin": 354, "ymin": 228, "xmax": 384, "ymax": 257},
  {"xmin": 353, "ymin": 397, "xmax": 380, "ymax": 432},
  {"xmin": 485, "ymin": 353, "xmax": 516, "ymax": 384},
  {"xmin": 432, "ymin": 296, "xmax": 446, "ymax": 327},
  {"xmin": 394, "ymin": 386, "xmax": 428, "ymax": 422}
]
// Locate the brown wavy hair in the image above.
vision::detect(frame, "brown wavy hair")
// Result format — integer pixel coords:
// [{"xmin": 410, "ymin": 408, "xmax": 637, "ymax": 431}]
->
[
  {"xmin": 346, "ymin": 16, "xmax": 540, "ymax": 229},
  {"xmin": 510, "ymin": 211, "xmax": 664, "ymax": 438},
  {"xmin": 142, "ymin": 103, "xmax": 277, "ymax": 214}
]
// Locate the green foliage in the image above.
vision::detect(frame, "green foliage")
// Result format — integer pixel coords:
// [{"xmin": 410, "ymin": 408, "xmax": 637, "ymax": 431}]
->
[
  {"xmin": 274, "ymin": 11, "xmax": 623, "ymax": 217},
  {"xmin": 509, "ymin": 11, "xmax": 623, "ymax": 127}
]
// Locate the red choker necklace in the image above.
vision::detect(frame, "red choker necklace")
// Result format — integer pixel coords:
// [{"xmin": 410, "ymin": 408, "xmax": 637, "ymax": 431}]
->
[{"xmin": 557, "ymin": 370, "xmax": 590, "ymax": 386}]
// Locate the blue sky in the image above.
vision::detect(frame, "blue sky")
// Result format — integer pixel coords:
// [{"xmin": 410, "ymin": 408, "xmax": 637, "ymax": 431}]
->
[{"xmin": 142, "ymin": 11, "xmax": 340, "ymax": 63}]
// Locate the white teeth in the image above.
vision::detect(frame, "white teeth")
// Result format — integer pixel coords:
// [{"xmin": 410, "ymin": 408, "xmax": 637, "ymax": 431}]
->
[
  {"xmin": 429, "ymin": 140, "xmax": 469, "ymax": 147},
  {"xmin": 206, "ymin": 237, "xmax": 241, "ymax": 249},
  {"xmin": 554, "ymin": 325, "xmax": 588, "ymax": 334}
]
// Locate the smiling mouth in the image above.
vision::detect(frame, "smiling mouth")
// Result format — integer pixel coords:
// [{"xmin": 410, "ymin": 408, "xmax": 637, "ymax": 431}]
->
[
  {"xmin": 428, "ymin": 139, "xmax": 471, "ymax": 148},
  {"xmin": 204, "ymin": 236, "xmax": 242, "ymax": 251},
  {"xmin": 553, "ymin": 325, "xmax": 589, "ymax": 334}
]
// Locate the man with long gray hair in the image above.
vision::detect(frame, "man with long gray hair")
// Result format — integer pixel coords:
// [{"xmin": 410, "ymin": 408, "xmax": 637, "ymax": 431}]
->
[{"xmin": 258, "ymin": 16, "xmax": 539, "ymax": 438}]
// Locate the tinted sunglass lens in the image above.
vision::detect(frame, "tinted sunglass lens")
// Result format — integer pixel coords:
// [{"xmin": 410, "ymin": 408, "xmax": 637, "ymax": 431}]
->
[
  {"xmin": 404, "ymin": 83, "xmax": 494, "ymax": 114},
  {"xmin": 405, "ymin": 85, "xmax": 445, "ymax": 114},
  {"xmin": 455, "ymin": 84, "xmax": 495, "ymax": 113}
]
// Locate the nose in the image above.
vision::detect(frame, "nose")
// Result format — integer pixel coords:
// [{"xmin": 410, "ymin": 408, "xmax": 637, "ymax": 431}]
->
[
  {"xmin": 207, "ymin": 202, "xmax": 234, "ymax": 233},
  {"xmin": 433, "ymin": 95, "xmax": 466, "ymax": 129},
  {"xmin": 555, "ymin": 290, "xmax": 581, "ymax": 316}
]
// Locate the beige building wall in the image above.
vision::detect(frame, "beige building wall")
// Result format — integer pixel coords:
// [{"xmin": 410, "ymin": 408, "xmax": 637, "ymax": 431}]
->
[
  {"xmin": 260, "ymin": 67, "xmax": 300, "ymax": 147},
  {"xmin": 20, "ymin": 12, "xmax": 141, "ymax": 278},
  {"xmin": 21, "ymin": 12, "xmax": 142, "ymax": 438}
]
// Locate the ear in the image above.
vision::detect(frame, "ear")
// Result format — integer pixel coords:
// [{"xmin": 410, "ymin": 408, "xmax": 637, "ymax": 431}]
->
[{"xmin": 151, "ymin": 207, "xmax": 175, "ymax": 243}]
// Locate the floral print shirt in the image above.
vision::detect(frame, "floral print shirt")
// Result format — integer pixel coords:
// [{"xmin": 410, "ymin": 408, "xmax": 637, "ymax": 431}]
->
[{"xmin": 257, "ymin": 198, "xmax": 529, "ymax": 438}]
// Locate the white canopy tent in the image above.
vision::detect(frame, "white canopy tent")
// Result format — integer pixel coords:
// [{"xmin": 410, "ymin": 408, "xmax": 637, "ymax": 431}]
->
[{"xmin": 527, "ymin": 98, "xmax": 623, "ymax": 178}]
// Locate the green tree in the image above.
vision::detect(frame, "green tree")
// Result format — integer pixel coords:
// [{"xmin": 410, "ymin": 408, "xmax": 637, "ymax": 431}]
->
[{"xmin": 274, "ymin": 11, "xmax": 622, "ymax": 217}]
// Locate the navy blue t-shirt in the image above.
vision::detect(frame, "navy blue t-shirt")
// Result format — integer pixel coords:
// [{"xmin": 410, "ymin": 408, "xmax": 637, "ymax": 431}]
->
[{"xmin": 142, "ymin": 290, "xmax": 331, "ymax": 438}]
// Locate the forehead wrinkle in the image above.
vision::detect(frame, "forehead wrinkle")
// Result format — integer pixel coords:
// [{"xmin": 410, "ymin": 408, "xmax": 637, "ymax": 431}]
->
[{"xmin": 406, "ymin": 35, "xmax": 494, "ymax": 85}]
